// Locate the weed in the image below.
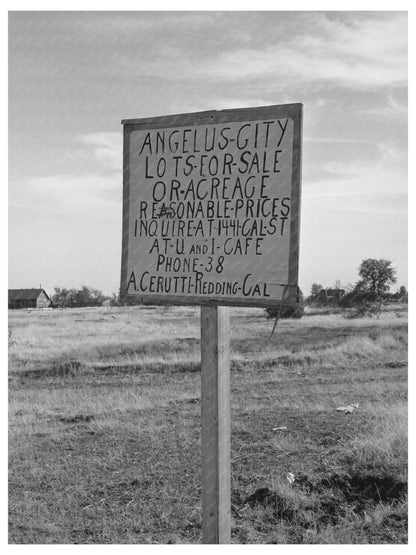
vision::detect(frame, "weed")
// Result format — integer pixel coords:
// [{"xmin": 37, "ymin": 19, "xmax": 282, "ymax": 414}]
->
[{"xmin": 8, "ymin": 326, "xmax": 15, "ymax": 347}]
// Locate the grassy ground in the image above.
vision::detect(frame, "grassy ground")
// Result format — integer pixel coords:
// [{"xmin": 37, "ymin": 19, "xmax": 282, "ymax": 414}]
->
[{"xmin": 8, "ymin": 304, "xmax": 408, "ymax": 544}]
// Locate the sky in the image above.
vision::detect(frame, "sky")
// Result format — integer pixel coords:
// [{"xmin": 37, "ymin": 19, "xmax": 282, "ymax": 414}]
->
[{"xmin": 8, "ymin": 9, "xmax": 408, "ymax": 297}]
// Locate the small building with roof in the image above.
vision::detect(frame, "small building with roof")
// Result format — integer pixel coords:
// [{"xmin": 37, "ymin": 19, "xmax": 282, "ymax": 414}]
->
[
  {"xmin": 8, "ymin": 288, "xmax": 51, "ymax": 309},
  {"xmin": 317, "ymin": 288, "xmax": 345, "ymax": 304}
]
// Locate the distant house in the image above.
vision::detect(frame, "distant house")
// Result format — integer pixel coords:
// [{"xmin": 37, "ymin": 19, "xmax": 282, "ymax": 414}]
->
[
  {"xmin": 8, "ymin": 289, "xmax": 51, "ymax": 309},
  {"xmin": 317, "ymin": 288, "xmax": 345, "ymax": 303}
]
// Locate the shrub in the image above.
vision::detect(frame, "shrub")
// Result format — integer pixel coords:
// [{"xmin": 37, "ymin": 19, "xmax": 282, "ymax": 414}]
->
[
  {"xmin": 339, "ymin": 289, "xmax": 377, "ymax": 308},
  {"xmin": 265, "ymin": 287, "xmax": 304, "ymax": 319},
  {"xmin": 342, "ymin": 307, "xmax": 374, "ymax": 319},
  {"xmin": 265, "ymin": 303, "xmax": 304, "ymax": 320},
  {"xmin": 339, "ymin": 289, "xmax": 382, "ymax": 317}
]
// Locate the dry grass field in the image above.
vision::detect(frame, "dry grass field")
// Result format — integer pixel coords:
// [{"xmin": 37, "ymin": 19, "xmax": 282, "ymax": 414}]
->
[{"xmin": 8, "ymin": 304, "xmax": 408, "ymax": 544}]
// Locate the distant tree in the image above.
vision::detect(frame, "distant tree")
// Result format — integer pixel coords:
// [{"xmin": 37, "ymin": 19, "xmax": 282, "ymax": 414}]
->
[
  {"xmin": 356, "ymin": 259, "xmax": 397, "ymax": 297},
  {"xmin": 79, "ymin": 285, "xmax": 107, "ymax": 306},
  {"xmin": 310, "ymin": 283, "xmax": 323, "ymax": 296},
  {"xmin": 52, "ymin": 286, "xmax": 108, "ymax": 307},
  {"xmin": 340, "ymin": 259, "xmax": 397, "ymax": 318},
  {"xmin": 396, "ymin": 285, "xmax": 408, "ymax": 303},
  {"xmin": 52, "ymin": 287, "xmax": 71, "ymax": 308}
]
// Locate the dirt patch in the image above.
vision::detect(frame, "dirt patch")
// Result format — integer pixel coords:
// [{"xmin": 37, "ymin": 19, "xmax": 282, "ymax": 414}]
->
[
  {"xmin": 236, "ymin": 472, "xmax": 407, "ymax": 531},
  {"xmin": 296, "ymin": 471, "xmax": 407, "ymax": 516},
  {"xmin": 385, "ymin": 361, "xmax": 407, "ymax": 368},
  {"xmin": 319, "ymin": 474, "xmax": 407, "ymax": 507},
  {"xmin": 59, "ymin": 414, "xmax": 95, "ymax": 424},
  {"xmin": 296, "ymin": 472, "xmax": 406, "ymax": 501},
  {"xmin": 243, "ymin": 487, "xmax": 297, "ymax": 520}
]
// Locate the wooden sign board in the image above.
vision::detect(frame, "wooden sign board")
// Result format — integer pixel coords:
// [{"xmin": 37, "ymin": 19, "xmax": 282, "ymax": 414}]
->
[{"xmin": 121, "ymin": 103, "xmax": 302, "ymax": 307}]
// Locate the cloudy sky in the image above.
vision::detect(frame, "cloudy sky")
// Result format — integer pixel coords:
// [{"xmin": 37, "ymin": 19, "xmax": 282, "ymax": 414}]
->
[{"xmin": 8, "ymin": 10, "xmax": 408, "ymax": 296}]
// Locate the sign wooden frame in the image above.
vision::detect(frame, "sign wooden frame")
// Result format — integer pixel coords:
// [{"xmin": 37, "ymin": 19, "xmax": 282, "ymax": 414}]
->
[{"xmin": 120, "ymin": 103, "xmax": 302, "ymax": 308}]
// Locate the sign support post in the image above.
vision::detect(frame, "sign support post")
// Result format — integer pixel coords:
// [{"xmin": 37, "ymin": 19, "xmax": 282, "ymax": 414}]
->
[{"xmin": 201, "ymin": 306, "xmax": 231, "ymax": 544}]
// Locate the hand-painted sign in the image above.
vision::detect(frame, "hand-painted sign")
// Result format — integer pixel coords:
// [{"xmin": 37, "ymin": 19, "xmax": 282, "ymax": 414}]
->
[{"xmin": 121, "ymin": 103, "xmax": 302, "ymax": 307}]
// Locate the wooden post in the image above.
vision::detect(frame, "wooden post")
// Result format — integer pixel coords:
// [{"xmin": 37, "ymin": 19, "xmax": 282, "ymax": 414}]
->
[{"xmin": 200, "ymin": 306, "xmax": 231, "ymax": 544}]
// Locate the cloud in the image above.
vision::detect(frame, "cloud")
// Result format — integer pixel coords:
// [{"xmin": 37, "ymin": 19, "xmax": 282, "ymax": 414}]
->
[
  {"xmin": 73, "ymin": 11, "xmax": 219, "ymax": 35},
  {"xmin": 9, "ymin": 133, "xmax": 123, "ymax": 222},
  {"xmin": 356, "ymin": 91, "xmax": 408, "ymax": 122},
  {"xmin": 114, "ymin": 12, "xmax": 406, "ymax": 90},
  {"xmin": 8, "ymin": 169, "xmax": 123, "ymax": 294},
  {"xmin": 9, "ymin": 173, "xmax": 122, "ymax": 220},
  {"xmin": 303, "ymin": 142, "xmax": 407, "ymax": 217},
  {"xmin": 300, "ymin": 134, "xmax": 407, "ymax": 291},
  {"xmin": 74, "ymin": 132, "xmax": 122, "ymax": 172},
  {"xmin": 305, "ymin": 137, "xmax": 376, "ymax": 144},
  {"xmin": 204, "ymin": 96, "xmax": 276, "ymax": 110},
  {"xmin": 199, "ymin": 13, "xmax": 407, "ymax": 88}
]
